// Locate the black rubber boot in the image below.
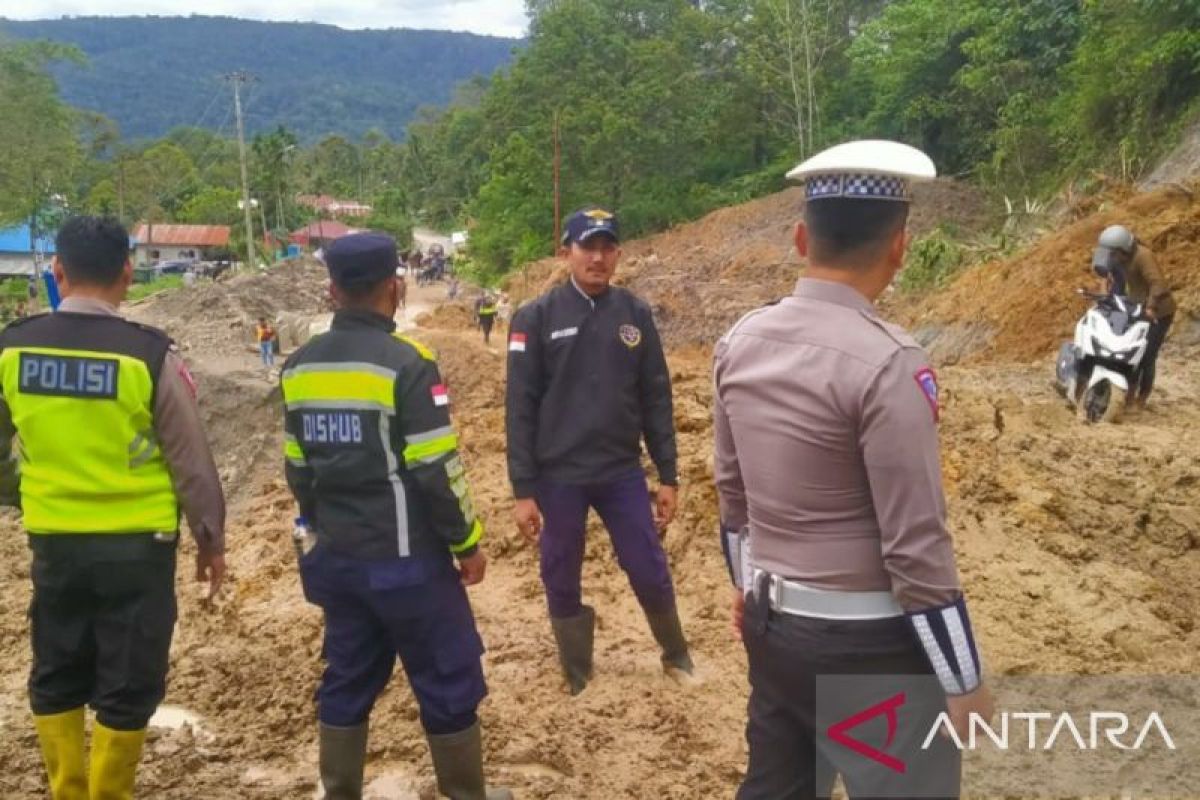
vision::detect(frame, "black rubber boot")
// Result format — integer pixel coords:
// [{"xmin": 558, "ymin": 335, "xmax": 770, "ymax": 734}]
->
[
  {"xmin": 426, "ymin": 720, "xmax": 514, "ymax": 799},
  {"xmin": 645, "ymin": 605, "xmax": 695, "ymax": 675},
  {"xmin": 549, "ymin": 605, "xmax": 595, "ymax": 695},
  {"xmin": 319, "ymin": 722, "xmax": 368, "ymax": 800}
]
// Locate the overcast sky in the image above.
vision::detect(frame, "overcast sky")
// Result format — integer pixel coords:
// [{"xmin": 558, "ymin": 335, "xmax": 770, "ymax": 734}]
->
[{"xmin": 2, "ymin": 1, "xmax": 529, "ymax": 37}]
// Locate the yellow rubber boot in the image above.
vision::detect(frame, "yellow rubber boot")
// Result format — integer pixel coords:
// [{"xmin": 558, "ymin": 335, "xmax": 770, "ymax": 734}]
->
[
  {"xmin": 88, "ymin": 722, "xmax": 147, "ymax": 800},
  {"xmin": 33, "ymin": 708, "xmax": 88, "ymax": 800}
]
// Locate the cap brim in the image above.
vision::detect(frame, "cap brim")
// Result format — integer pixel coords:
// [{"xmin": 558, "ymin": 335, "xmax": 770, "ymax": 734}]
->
[
  {"xmin": 786, "ymin": 139, "xmax": 937, "ymax": 183},
  {"xmin": 577, "ymin": 228, "xmax": 619, "ymax": 244}
]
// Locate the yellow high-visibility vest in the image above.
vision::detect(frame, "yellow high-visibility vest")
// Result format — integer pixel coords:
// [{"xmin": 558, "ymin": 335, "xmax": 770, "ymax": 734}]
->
[{"xmin": 0, "ymin": 313, "xmax": 178, "ymax": 534}]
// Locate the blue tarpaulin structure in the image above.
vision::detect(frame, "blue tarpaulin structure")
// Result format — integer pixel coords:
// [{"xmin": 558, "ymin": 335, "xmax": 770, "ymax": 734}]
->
[
  {"xmin": 0, "ymin": 224, "xmax": 56, "ymax": 278},
  {"xmin": 0, "ymin": 224, "xmax": 56, "ymax": 256}
]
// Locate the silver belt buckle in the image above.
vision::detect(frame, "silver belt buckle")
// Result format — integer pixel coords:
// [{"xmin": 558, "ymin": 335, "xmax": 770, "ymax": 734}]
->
[{"xmin": 768, "ymin": 573, "xmax": 784, "ymax": 612}]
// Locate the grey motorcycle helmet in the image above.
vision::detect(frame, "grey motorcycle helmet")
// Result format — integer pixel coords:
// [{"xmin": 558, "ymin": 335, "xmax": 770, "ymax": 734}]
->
[
  {"xmin": 1098, "ymin": 225, "xmax": 1135, "ymax": 252},
  {"xmin": 1093, "ymin": 224, "xmax": 1136, "ymax": 276}
]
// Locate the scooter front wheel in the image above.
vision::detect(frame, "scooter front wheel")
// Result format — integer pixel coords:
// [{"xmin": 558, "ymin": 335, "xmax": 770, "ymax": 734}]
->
[{"xmin": 1078, "ymin": 380, "xmax": 1123, "ymax": 424}]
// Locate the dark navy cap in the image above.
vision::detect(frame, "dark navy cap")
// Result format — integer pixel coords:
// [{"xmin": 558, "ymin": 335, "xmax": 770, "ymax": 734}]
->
[
  {"xmin": 562, "ymin": 207, "xmax": 620, "ymax": 246},
  {"xmin": 324, "ymin": 233, "xmax": 397, "ymax": 288}
]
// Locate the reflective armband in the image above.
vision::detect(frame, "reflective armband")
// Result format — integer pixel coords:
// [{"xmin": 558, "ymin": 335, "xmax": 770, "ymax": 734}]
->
[{"xmin": 905, "ymin": 595, "xmax": 982, "ymax": 695}]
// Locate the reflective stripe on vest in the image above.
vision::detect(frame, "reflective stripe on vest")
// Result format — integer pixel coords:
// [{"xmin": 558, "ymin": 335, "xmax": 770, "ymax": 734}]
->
[
  {"xmin": 281, "ymin": 361, "xmax": 397, "ymax": 413},
  {"xmin": 0, "ymin": 345, "xmax": 178, "ymax": 534}
]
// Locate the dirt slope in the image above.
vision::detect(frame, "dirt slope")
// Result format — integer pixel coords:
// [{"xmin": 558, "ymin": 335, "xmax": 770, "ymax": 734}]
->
[
  {"xmin": 505, "ymin": 181, "xmax": 992, "ymax": 348},
  {"xmin": 903, "ymin": 183, "xmax": 1200, "ymax": 363}
]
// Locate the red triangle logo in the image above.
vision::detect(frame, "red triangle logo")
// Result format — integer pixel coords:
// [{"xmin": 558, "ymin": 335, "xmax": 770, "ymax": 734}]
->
[{"xmin": 826, "ymin": 691, "xmax": 907, "ymax": 774}]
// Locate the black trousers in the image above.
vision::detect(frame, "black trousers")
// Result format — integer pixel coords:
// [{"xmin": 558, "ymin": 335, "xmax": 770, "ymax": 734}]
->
[
  {"xmin": 1137, "ymin": 313, "xmax": 1173, "ymax": 400},
  {"xmin": 480, "ymin": 315, "xmax": 496, "ymax": 342},
  {"xmin": 28, "ymin": 534, "xmax": 178, "ymax": 731},
  {"xmin": 738, "ymin": 589, "xmax": 960, "ymax": 800}
]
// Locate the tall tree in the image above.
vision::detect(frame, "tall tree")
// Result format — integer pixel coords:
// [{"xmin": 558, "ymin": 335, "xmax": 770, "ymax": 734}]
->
[
  {"xmin": 252, "ymin": 126, "xmax": 300, "ymax": 232},
  {"xmin": 0, "ymin": 40, "xmax": 84, "ymax": 246}
]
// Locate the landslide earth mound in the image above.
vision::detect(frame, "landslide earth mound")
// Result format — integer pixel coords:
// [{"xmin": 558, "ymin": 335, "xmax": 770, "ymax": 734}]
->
[{"xmin": 1, "ymin": 181, "xmax": 1197, "ymax": 797}]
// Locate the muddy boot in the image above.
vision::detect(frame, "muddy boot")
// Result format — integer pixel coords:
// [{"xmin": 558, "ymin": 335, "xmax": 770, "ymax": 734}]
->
[
  {"xmin": 550, "ymin": 605, "xmax": 595, "ymax": 695},
  {"xmin": 33, "ymin": 708, "xmax": 87, "ymax": 800},
  {"xmin": 88, "ymin": 722, "xmax": 146, "ymax": 800},
  {"xmin": 645, "ymin": 606, "xmax": 695, "ymax": 676},
  {"xmin": 319, "ymin": 722, "xmax": 368, "ymax": 800},
  {"xmin": 427, "ymin": 720, "xmax": 513, "ymax": 800}
]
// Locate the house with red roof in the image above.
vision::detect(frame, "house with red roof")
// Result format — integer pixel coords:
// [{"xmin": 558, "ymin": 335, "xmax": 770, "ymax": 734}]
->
[
  {"xmin": 289, "ymin": 220, "xmax": 359, "ymax": 249},
  {"xmin": 132, "ymin": 223, "xmax": 232, "ymax": 266}
]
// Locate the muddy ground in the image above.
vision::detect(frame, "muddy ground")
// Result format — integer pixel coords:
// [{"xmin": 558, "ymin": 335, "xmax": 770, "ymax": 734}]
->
[{"xmin": 1, "ymin": 181, "xmax": 1197, "ymax": 798}]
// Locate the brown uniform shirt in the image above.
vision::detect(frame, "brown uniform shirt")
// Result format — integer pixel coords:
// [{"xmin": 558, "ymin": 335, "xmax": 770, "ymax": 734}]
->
[
  {"xmin": 0, "ymin": 297, "xmax": 226, "ymax": 554},
  {"xmin": 713, "ymin": 278, "xmax": 960, "ymax": 611},
  {"xmin": 1127, "ymin": 244, "xmax": 1177, "ymax": 318}
]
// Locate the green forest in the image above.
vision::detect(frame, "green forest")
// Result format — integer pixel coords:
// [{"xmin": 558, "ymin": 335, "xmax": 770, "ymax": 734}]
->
[{"xmin": 3, "ymin": 1, "xmax": 1200, "ymax": 282}]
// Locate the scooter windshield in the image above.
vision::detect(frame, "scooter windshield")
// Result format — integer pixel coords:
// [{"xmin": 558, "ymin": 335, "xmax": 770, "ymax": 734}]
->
[{"xmin": 1095, "ymin": 294, "xmax": 1141, "ymax": 336}]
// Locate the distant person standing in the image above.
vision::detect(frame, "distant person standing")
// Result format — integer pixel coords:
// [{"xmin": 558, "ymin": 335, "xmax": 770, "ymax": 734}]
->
[
  {"xmin": 27, "ymin": 273, "xmax": 40, "ymax": 312},
  {"xmin": 505, "ymin": 206, "xmax": 692, "ymax": 695},
  {"xmin": 255, "ymin": 317, "xmax": 277, "ymax": 368},
  {"xmin": 476, "ymin": 293, "xmax": 498, "ymax": 345}
]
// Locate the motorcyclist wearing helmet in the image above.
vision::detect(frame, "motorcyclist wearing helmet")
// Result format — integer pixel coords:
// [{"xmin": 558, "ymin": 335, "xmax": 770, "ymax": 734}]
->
[{"xmin": 1092, "ymin": 225, "xmax": 1177, "ymax": 408}]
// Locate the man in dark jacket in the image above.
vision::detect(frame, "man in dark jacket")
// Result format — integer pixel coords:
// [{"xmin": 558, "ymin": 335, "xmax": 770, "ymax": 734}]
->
[
  {"xmin": 282, "ymin": 233, "xmax": 510, "ymax": 800},
  {"xmin": 505, "ymin": 207, "xmax": 693, "ymax": 695}
]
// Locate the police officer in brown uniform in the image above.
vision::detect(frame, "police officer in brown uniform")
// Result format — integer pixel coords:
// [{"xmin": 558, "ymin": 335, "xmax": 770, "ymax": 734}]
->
[{"xmin": 714, "ymin": 141, "xmax": 992, "ymax": 799}]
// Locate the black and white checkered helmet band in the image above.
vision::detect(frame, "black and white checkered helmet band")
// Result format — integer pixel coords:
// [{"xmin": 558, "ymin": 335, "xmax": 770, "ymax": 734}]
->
[{"xmin": 806, "ymin": 172, "xmax": 911, "ymax": 201}]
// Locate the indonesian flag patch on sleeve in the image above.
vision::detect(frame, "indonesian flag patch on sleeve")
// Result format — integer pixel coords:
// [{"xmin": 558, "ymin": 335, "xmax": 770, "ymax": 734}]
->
[
  {"xmin": 177, "ymin": 361, "xmax": 197, "ymax": 398},
  {"xmin": 431, "ymin": 384, "xmax": 450, "ymax": 407},
  {"xmin": 509, "ymin": 332, "xmax": 527, "ymax": 352}
]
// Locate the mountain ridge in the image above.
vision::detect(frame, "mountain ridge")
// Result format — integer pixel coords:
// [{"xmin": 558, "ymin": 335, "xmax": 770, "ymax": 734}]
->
[{"xmin": 0, "ymin": 15, "xmax": 522, "ymax": 142}]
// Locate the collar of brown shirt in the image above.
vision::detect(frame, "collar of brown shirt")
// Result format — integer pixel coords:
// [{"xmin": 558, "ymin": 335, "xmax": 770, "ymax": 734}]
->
[
  {"xmin": 58, "ymin": 296, "xmax": 122, "ymax": 317},
  {"xmin": 792, "ymin": 277, "xmax": 874, "ymax": 314}
]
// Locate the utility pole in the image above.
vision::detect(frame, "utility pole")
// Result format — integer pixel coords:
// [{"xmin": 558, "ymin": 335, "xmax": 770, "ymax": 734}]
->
[
  {"xmin": 116, "ymin": 153, "xmax": 126, "ymax": 224},
  {"xmin": 226, "ymin": 71, "xmax": 256, "ymax": 270},
  {"xmin": 552, "ymin": 110, "xmax": 562, "ymax": 251},
  {"xmin": 259, "ymin": 201, "xmax": 270, "ymax": 254}
]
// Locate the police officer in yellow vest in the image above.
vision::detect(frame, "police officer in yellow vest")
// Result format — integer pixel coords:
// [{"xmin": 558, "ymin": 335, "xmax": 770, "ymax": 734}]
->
[
  {"xmin": 476, "ymin": 292, "xmax": 499, "ymax": 345},
  {"xmin": 0, "ymin": 216, "xmax": 226, "ymax": 800}
]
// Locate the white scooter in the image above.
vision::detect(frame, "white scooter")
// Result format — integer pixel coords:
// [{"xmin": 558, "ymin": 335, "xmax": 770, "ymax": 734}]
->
[{"xmin": 1055, "ymin": 290, "xmax": 1151, "ymax": 423}]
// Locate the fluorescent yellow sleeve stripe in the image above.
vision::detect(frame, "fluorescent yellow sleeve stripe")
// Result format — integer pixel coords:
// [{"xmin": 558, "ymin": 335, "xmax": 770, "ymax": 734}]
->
[
  {"xmin": 402, "ymin": 433, "xmax": 458, "ymax": 466},
  {"xmin": 449, "ymin": 519, "xmax": 483, "ymax": 554},
  {"xmin": 282, "ymin": 370, "xmax": 395, "ymax": 411},
  {"xmin": 394, "ymin": 335, "xmax": 436, "ymax": 361},
  {"xmin": 284, "ymin": 436, "xmax": 306, "ymax": 464}
]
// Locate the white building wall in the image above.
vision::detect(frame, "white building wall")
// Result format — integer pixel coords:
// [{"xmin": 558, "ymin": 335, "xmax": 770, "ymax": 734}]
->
[
  {"xmin": 0, "ymin": 253, "xmax": 39, "ymax": 277},
  {"xmin": 135, "ymin": 246, "xmax": 201, "ymax": 266}
]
